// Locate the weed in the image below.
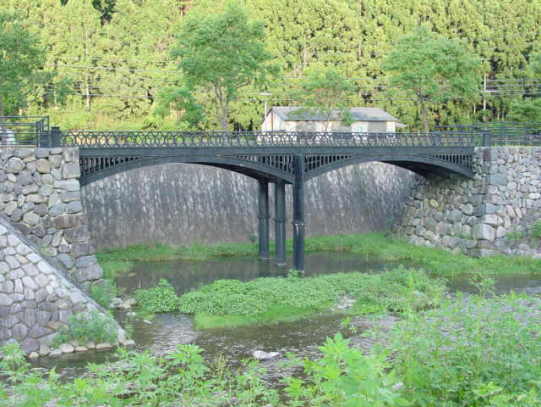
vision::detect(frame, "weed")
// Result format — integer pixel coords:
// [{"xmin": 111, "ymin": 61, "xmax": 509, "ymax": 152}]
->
[
  {"xmin": 90, "ymin": 279, "xmax": 117, "ymax": 308},
  {"xmin": 531, "ymin": 219, "xmax": 541, "ymax": 239},
  {"xmin": 388, "ymin": 295, "xmax": 541, "ymax": 406},
  {"xmin": 52, "ymin": 311, "xmax": 118, "ymax": 347},
  {"xmin": 134, "ymin": 279, "xmax": 179, "ymax": 313}
]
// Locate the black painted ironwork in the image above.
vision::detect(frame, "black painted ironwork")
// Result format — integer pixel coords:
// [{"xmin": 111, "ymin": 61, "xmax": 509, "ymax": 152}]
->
[
  {"xmin": 274, "ymin": 180, "xmax": 287, "ymax": 266},
  {"xmin": 257, "ymin": 180, "xmax": 270, "ymax": 261},
  {"xmin": 58, "ymin": 129, "xmax": 482, "ymax": 271},
  {"xmin": 0, "ymin": 116, "xmax": 49, "ymax": 146}
]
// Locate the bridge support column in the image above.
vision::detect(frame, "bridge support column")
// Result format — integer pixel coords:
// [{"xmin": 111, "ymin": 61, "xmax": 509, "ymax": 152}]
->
[
  {"xmin": 274, "ymin": 180, "xmax": 287, "ymax": 266},
  {"xmin": 292, "ymin": 156, "xmax": 305, "ymax": 272},
  {"xmin": 257, "ymin": 179, "xmax": 270, "ymax": 260}
]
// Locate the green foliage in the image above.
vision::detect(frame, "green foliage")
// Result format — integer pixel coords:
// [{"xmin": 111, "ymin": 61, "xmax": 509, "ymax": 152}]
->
[
  {"xmin": 284, "ymin": 333, "xmax": 408, "ymax": 407},
  {"xmin": 291, "ymin": 65, "xmax": 357, "ymax": 131},
  {"xmin": 178, "ymin": 268, "xmax": 446, "ymax": 329},
  {"xmin": 509, "ymin": 98, "xmax": 541, "ymax": 122},
  {"xmin": 0, "ymin": 11, "xmax": 43, "ymax": 115},
  {"xmin": 389, "ymin": 295, "xmax": 541, "ymax": 406},
  {"xmin": 1, "ymin": 342, "xmax": 278, "ymax": 406},
  {"xmin": 134, "ymin": 279, "xmax": 179, "ymax": 313},
  {"xmin": 383, "ymin": 26, "xmax": 482, "ymax": 131},
  {"xmin": 90, "ymin": 279, "xmax": 118, "ymax": 308},
  {"xmin": 53, "ymin": 310, "xmax": 118, "ymax": 347},
  {"xmin": 532, "ymin": 219, "xmax": 541, "ymax": 239},
  {"xmin": 169, "ymin": 1, "xmax": 278, "ymax": 129}
]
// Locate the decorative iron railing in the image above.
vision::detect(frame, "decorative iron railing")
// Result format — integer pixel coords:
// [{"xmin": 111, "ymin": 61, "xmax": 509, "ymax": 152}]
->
[
  {"xmin": 0, "ymin": 116, "xmax": 49, "ymax": 146},
  {"xmin": 438, "ymin": 122, "xmax": 541, "ymax": 146},
  {"xmin": 60, "ymin": 130, "xmax": 478, "ymax": 148}
]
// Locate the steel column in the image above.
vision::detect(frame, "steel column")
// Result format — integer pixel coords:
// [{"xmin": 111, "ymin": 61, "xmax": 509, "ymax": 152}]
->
[
  {"xmin": 274, "ymin": 180, "xmax": 287, "ymax": 266},
  {"xmin": 292, "ymin": 155, "xmax": 305, "ymax": 271},
  {"xmin": 257, "ymin": 179, "xmax": 270, "ymax": 260}
]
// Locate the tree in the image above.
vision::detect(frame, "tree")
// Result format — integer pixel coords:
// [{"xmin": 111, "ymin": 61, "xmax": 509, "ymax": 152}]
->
[
  {"xmin": 509, "ymin": 52, "xmax": 541, "ymax": 122},
  {"xmin": 61, "ymin": 0, "xmax": 116, "ymax": 24},
  {"xmin": 0, "ymin": 12, "xmax": 43, "ymax": 116},
  {"xmin": 169, "ymin": 2, "xmax": 277, "ymax": 130},
  {"xmin": 383, "ymin": 26, "xmax": 482, "ymax": 131},
  {"xmin": 293, "ymin": 65, "xmax": 357, "ymax": 131}
]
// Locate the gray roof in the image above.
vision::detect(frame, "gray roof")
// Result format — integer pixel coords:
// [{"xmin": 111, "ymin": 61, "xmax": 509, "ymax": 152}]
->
[{"xmin": 270, "ymin": 106, "xmax": 399, "ymax": 122}]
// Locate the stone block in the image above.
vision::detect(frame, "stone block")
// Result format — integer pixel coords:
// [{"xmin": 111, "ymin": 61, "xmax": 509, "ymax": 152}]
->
[
  {"xmin": 473, "ymin": 224, "xmax": 496, "ymax": 241},
  {"xmin": 6, "ymin": 158, "xmax": 24, "ymax": 173},
  {"xmin": 36, "ymin": 159, "xmax": 51, "ymax": 174},
  {"xmin": 62, "ymin": 163, "xmax": 81, "ymax": 179}
]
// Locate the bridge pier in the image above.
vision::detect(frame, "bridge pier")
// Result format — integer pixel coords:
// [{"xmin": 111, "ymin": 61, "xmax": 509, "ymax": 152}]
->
[
  {"xmin": 292, "ymin": 156, "xmax": 305, "ymax": 272},
  {"xmin": 274, "ymin": 180, "xmax": 287, "ymax": 266},
  {"xmin": 257, "ymin": 180, "xmax": 270, "ymax": 260}
]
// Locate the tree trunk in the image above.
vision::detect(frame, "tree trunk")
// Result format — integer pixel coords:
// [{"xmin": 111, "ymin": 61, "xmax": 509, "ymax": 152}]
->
[
  {"xmin": 219, "ymin": 100, "xmax": 229, "ymax": 131},
  {"xmin": 421, "ymin": 101, "xmax": 430, "ymax": 133}
]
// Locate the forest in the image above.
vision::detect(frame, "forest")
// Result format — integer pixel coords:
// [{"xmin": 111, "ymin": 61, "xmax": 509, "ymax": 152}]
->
[{"xmin": 2, "ymin": 0, "xmax": 541, "ymax": 131}]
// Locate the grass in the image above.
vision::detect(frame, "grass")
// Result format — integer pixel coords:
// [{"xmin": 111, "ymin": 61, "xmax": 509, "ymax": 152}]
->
[
  {"xmin": 97, "ymin": 233, "xmax": 541, "ymax": 279},
  {"xmin": 134, "ymin": 267, "xmax": 446, "ymax": 329}
]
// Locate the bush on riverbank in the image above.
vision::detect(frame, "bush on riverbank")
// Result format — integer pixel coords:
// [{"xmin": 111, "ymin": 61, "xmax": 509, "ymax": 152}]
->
[
  {"xmin": 133, "ymin": 268, "xmax": 446, "ymax": 329},
  {"xmin": 52, "ymin": 311, "xmax": 118, "ymax": 348},
  {"xmin": 387, "ymin": 295, "xmax": 541, "ymax": 406}
]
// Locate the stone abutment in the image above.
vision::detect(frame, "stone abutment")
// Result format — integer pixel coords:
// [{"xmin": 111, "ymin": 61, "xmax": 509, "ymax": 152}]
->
[{"xmin": 397, "ymin": 147, "xmax": 541, "ymax": 257}]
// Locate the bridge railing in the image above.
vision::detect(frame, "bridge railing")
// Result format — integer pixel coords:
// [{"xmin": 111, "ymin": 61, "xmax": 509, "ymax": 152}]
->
[
  {"xmin": 439, "ymin": 122, "xmax": 541, "ymax": 146},
  {"xmin": 0, "ymin": 116, "xmax": 49, "ymax": 146},
  {"xmin": 60, "ymin": 130, "xmax": 478, "ymax": 148}
]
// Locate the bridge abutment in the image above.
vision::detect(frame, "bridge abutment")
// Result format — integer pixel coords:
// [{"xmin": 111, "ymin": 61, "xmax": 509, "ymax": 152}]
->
[
  {"xmin": 397, "ymin": 147, "xmax": 541, "ymax": 257},
  {"xmin": 0, "ymin": 147, "xmax": 102, "ymax": 285}
]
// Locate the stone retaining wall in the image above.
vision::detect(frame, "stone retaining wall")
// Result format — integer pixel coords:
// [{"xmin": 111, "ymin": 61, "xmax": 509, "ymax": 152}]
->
[
  {"xmin": 397, "ymin": 147, "xmax": 541, "ymax": 257},
  {"xmin": 0, "ymin": 147, "xmax": 101, "ymax": 284},
  {"xmin": 0, "ymin": 216, "xmax": 126, "ymax": 355}
]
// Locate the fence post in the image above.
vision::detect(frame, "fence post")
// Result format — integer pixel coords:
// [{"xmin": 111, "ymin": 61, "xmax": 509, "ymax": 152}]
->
[
  {"xmin": 482, "ymin": 132, "xmax": 492, "ymax": 147},
  {"xmin": 50, "ymin": 126, "xmax": 62, "ymax": 148}
]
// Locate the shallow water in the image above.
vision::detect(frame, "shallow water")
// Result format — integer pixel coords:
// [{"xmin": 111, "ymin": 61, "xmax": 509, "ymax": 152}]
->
[
  {"xmin": 31, "ymin": 253, "xmax": 541, "ymax": 377},
  {"xmin": 116, "ymin": 252, "xmax": 394, "ymax": 294}
]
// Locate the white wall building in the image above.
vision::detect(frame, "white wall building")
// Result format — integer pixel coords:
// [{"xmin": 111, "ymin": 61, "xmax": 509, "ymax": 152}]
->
[{"xmin": 261, "ymin": 106, "xmax": 404, "ymax": 133}]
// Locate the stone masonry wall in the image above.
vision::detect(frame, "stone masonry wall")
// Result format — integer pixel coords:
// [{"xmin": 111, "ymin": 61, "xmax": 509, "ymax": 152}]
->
[
  {"xmin": 0, "ymin": 216, "xmax": 127, "ymax": 355},
  {"xmin": 0, "ymin": 147, "xmax": 102, "ymax": 284},
  {"xmin": 397, "ymin": 147, "xmax": 541, "ymax": 257}
]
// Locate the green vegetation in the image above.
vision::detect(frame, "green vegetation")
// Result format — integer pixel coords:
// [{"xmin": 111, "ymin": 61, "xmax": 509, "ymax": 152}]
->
[
  {"xmin": 3, "ymin": 0, "xmax": 541, "ymax": 128},
  {"xmin": 134, "ymin": 267, "xmax": 445, "ymax": 329},
  {"xmin": 0, "ymin": 342, "xmax": 279, "ymax": 406},
  {"xmin": 90, "ymin": 279, "xmax": 117, "ymax": 309},
  {"xmin": 531, "ymin": 219, "xmax": 541, "ymax": 239},
  {"xmin": 52, "ymin": 311, "xmax": 118, "ymax": 347},
  {"xmin": 284, "ymin": 334, "xmax": 407, "ymax": 407},
  {"xmin": 3, "ymin": 294, "xmax": 541, "ymax": 405},
  {"xmin": 0, "ymin": 11, "xmax": 43, "ymax": 116},
  {"xmin": 291, "ymin": 65, "xmax": 357, "ymax": 131},
  {"xmin": 387, "ymin": 295, "xmax": 541, "ymax": 406},
  {"xmin": 165, "ymin": 1, "xmax": 278, "ymax": 130},
  {"xmin": 383, "ymin": 26, "xmax": 482, "ymax": 132},
  {"xmin": 134, "ymin": 279, "xmax": 179, "ymax": 313},
  {"xmin": 97, "ymin": 233, "xmax": 541, "ymax": 279}
]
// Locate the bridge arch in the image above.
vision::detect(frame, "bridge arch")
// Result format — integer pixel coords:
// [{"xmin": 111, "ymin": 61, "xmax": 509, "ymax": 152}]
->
[
  {"xmin": 304, "ymin": 153, "xmax": 474, "ymax": 181},
  {"xmin": 79, "ymin": 155, "xmax": 294, "ymax": 186}
]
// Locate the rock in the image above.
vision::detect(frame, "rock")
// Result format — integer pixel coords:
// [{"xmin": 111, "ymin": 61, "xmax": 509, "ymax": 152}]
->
[
  {"xmin": 96, "ymin": 342, "xmax": 113, "ymax": 350},
  {"xmin": 28, "ymin": 352, "xmax": 39, "ymax": 359},
  {"xmin": 60, "ymin": 343, "xmax": 75, "ymax": 353},
  {"xmin": 118, "ymin": 298, "xmax": 137, "ymax": 310},
  {"xmin": 75, "ymin": 346, "xmax": 88, "ymax": 352},
  {"xmin": 6, "ymin": 158, "xmax": 24, "ymax": 173},
  {"xmin": 252, "ymin": 350, "xmax": 280, "ymax": 361},
  {"xmin": 473, "ymin": 224, "xmax": 496, "ymax": 241}
]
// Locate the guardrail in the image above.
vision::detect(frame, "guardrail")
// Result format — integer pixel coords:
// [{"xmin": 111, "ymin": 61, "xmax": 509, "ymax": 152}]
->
[
  {"xmin": 0, "ymin": 116, "xmax": 49, "ymax": 146},
  {"xmin": 60, "ymin": 130, "xmax": 478, "ymax": 148}
]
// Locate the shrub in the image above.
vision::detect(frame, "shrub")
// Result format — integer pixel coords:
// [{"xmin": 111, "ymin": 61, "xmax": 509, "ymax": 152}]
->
[
  {"xmin": 53, "ymin": 311, "xmax": 118, "ymax": 347},
  {"xmin": 134, "ymin": 279, "xmax": 180, "ymax": 313},
  {"xmin": 284, "ymin": 334, "xmax": 408, "ymax": 407},
  {"xmin": 388, "ymin": 295, "xmax": 541, "ymax": 406},
  {"xmin": 90, "ymin": 279, "xmax": 117, "ymax": 309},
  {"xmin": 177, "ymin": 268, "xmax": 446, "ymax": 328}
]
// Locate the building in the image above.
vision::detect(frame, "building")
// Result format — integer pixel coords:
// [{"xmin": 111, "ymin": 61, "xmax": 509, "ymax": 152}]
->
[{"xmin": 261, "ymin": 106, "xmax": 403, "ymax": 133}]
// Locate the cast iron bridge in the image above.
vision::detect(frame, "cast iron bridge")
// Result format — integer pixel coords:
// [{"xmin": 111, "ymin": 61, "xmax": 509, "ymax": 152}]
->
[{"xmin": 41, "ymin": 128, "xmax": 479, "ymax": 271}]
